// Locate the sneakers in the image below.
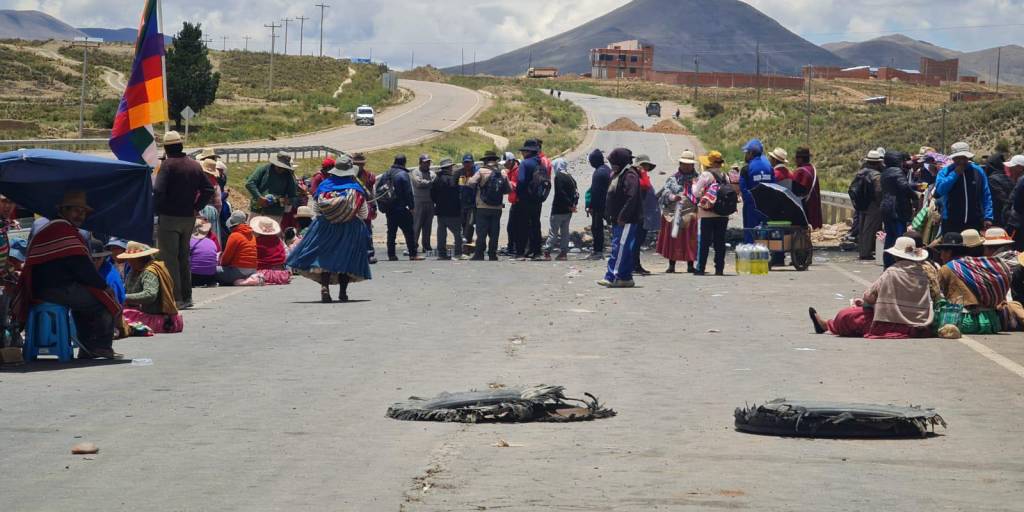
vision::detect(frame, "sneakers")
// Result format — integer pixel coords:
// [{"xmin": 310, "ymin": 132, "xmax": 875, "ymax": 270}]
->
[
  {"xmin": 597, "ymin": 279, "xmax": 635, "ymax": 288},
  {"xmin": 588, "ymin": 252, "xmax": 605, "ymax": 260}
]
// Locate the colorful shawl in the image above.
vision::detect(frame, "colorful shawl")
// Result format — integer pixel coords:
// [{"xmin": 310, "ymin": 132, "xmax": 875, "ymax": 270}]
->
[
  {"xmin": 12, "ymin": 219, "xmax": 120, "ymax": 322},
  {"xmin": 946, "ymin": 257, "xmax": 1013, "ymax": 308},
  {"xmin": 143, "ymin": 260, "xmax": 179, "ymax": 316},
  {"xmin": 315, "ymin": 176, "xmax": 368, "ymax": 224}
]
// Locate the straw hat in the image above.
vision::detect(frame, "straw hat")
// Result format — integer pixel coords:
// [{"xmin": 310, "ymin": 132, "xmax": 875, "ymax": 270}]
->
[
  {"xmin": 352, "ymin": 153, "xmax": 367, "ymax": 165},
  {"xmin": 884, "ymin": 237, "xmax": 929, "ymax": 262},
  {"xmin": 960, "ymin": 229, "xmax": 984, "ymax": 248},
  {"xmin": 635, "ymin": 154, "xmax": 656, "ymax": 170},
  {"xmin": 296, "ymin": 206, "xmax": 314, "ymax": 219},
  {"xmin": 864, "ymin": 149, "xmax": 884, "ymax": 163},
  {"xmin": 768, "ymin": 147, "xmax": 789, "ymax": 163},
  {"xmin": 201, "ymin": 158, "xmax": 219, "ymax": 177},
  {"xmin": 678, "ymin": 150, "xmax": 696, "ymax": 165},
  {"xmin": 216, "ymin": 160, "xmax": 227, "ymax": 172},
  {"xmin": 163, "ymin": 131, "xmax": 183, "ymax": 145},
  {"xmin": 198, "ymin": 148, "xmax": 219, "ymax": 161},
  {"xmin": 117, "ymin": 241, "xmax": 160, "ymax": 260},
  {"xmin": 982, "ymin": 227, "xmax": 1014, "ymax": 246},
  {"xmin": 58, "ymin": 190, "xmax": 93, "ymax": 212},
  {"xmin": 249, "ymin": 216, "xmax": 281, "ymax": 236},
  {"xmin": 949, "ymin": 142, "xmax": 974, "ymax": 159},
  {"xmin": 194, "ymin": 218, "xmax": 212, "ymax": 237},
  {"xmin": 699, "ymin": 151, "xmax": 724, "ymax": 168}
]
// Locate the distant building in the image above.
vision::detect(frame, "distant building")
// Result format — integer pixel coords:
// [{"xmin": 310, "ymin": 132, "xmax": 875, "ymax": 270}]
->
[
  {"xmin": 920, "ymin": 57, "xmax": 959, "ymax": 82},
  {"xmin": 802, "ymin": 65, "xmax": 872, "ymax": 80},
  {"xmin": 590, "ymin": 40, "xmax": 654, "ymax": 80}
]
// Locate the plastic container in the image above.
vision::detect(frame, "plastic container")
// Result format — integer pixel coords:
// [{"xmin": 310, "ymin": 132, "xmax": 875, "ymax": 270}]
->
[
  {"xmin": 735, "ymin": 244, "xmax": 752, "ymax": 275},
  {"xmin": 751, "ymin": 244, "xmax": 770, "ymax": 275}
]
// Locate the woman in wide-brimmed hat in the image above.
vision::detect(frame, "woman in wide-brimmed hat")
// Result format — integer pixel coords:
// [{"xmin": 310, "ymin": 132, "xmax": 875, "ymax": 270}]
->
[
  {"xmin": 934, "ymin": 229, "xmax": 1015, "ymax": 335},
  {"xmin": 656, "ymin": 150, "xmax": 699, "ymax": 273},
  {"xmin": 810, "ymin": 237, "xmax": 937, "ymax": 339},
  {"xmin": 249, "ymin": 216, "xmax": 291, "ymax": 285},
  {"xmin": 286, "ymin": 154, "xmax": 373, "ymax": 303},
  {"xmin": 119, "ymin": 242, "xmax": 183, "ymax": 333}
]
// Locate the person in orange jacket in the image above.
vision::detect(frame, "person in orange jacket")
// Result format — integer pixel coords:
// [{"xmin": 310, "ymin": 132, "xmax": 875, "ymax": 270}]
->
[{"xmin": 216, "ymin": 211, "xmax": 258, "ymax": 285}]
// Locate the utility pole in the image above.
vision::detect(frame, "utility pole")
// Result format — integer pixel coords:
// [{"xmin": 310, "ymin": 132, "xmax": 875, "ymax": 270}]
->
[
  {"xmin": 693, "ymin": 56, "xmax": 699, "ymax": 103},
  {"xmin": 461, "ymin": 47, "xmax": 465, "ymax": 75},
  {"xmin": 243, "ymin": 35, "xmax": 251, "ymax": 52},
  {"xmin": 995, "ymin": 46, "xmax": 1002, "ymax": 93},
  {"xmin": 296, "ymin": 16, "xmax": 308, "ymax": 56},
  {"xmin": 265, "ymin": 22, "xmax": 280, "ymax": 94},
  {"xmin": 72, "ymin": 37, "xmax": 101, "ymax": 138},
  {"xmin": 888, "ymin": 56, "xmax": 895, "ymax": 105},
  {"xmin": 755, "ymin": 41, "xmax": 761, "ymax": 103},
  {"xmin": 221, "ymin": 36, "xmax": 228, "ymax": 52},
  {"xmin": 528, "ymin": 49, "xmax": 533, "ymax": 73},
  {"xmin": 201, "ymin": 36, "xmax": 213, "ymax": 48},
  {"xmin": 315, "ymin": 3, "xmax": 330, "ymax": 58},
  {"xmin": 410, "ymin": 49, "xmax": 415, "ymax": 70},
  {"xmin": 281, "ymin": 18, "xmax": 291, "ymax": 55},
  {"xmin": 940, "ymin": 106, "xmax": 949, "ymax": 151},
  {"xmin": 472, "ymin": 49, "xmax": 476, "ymax": 75},
  {"xmin": 806, "ymin": 64, "xmax": 812, "ymax": 146}
]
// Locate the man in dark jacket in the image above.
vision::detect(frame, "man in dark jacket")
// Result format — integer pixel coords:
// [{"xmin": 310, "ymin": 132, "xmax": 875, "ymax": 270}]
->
[
  {"xmin": 598, "ymin": 148, "xmax": 641, "ymax": 288},
  {"xmin": 545, "ymin": 158, "xmax": 578, "ymax": 260},
  {"xmin": 516, "ymin": 139, "xmax": 548, "ymax": 259},
  {"xmin": 855, "ymin": 150, "xmax": 884, "ymax": 260},
  {"xmin": 382, "ymin": 154, "xmax": 423, "ymax": 261},
  {"xmin": 587, "ymin": 149, "xmax": 612, "ymax": 259},
  {"xmin": 459, "ymin": 154, "xmax": 478, "ymax": 246},
  {"xmin": 1003, "ymin": 155, "xmax": 1024, "ymax": 249},
  {"xmin": 984, "ymin": 153, "xmax": 1013, "ymax": 227},
  {"xmin": 880, "ymin": 151, "xmax": 917, "ymax": 268},
  {"xmin": 245, "ymin": 151, "xmax": 299, "ymax": 219},
  {"xmin": 154, "ymin": 130, "xmax": 214, "ymax": 308},
  {"xmin": 934, "ymin": 142, "xmax": 993, "ymax": 234},
  {"xmin": 430, "ymin": 159, "xmax": 464, "ymax": 260}
]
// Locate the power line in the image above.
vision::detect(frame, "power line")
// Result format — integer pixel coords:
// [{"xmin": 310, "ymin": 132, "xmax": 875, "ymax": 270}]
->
[
  {"xmin": 265, "ymin": 22, "xmax": 281, "ymax": 94},
  {"xmin": 296, "ymin": 16, "xmax": 309, "ymax": 56},
  {"xmin": 242, "ymin": 35, "xmax": 251, "ymax": 52},
  {"xmin": 281, "ymin": 18, "xmax": 292, "ymax": 55},
  {"xmin": 315, "ymin": 3, "xmax": 329, "ymax": 58}
]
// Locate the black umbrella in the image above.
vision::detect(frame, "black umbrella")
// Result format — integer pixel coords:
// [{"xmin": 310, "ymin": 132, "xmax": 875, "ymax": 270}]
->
[{"xmin": 751, "ymin": 183, "xmax": 808, "ymax": 226}]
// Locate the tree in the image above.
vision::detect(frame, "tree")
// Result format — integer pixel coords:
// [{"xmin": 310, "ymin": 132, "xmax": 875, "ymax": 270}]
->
[
  {"xmin": 166, "ymin": 22, "xmax": 220, "ymax": 130},
  {"xmin": 91, "ymin": 98, "xmax": 120, "ymax": 129}
]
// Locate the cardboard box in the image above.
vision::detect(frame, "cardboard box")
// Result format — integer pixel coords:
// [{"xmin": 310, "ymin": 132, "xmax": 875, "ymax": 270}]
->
[{"xmin": 755, "ymin": 234, "xmax": 792, "ymax": 252}]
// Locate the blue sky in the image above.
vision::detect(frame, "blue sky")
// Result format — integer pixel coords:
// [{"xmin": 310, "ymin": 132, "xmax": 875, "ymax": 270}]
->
[{"xmin": 9, "ymin": 0, "xmax": 1023, "ymax": 66}]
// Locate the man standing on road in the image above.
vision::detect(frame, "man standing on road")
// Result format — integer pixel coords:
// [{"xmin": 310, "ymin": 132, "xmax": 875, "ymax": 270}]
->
[
  {"xmin": 880, "ymin": 151, "xmax": 917, "ymax": 268},
  {"xmin": 382, "ymin": 155, "xmax": 423, "ymax": 261},
  {"xmin": 246, "ymin": 152, "xmax": 298, "ymax": 224},
  {"xmin": 353, "ymin": 153, "xmax": 378, "ymax": 264},
  {"xmin": 738, "ymin": 139, "xmax": 774, "ymax": 243},
  {"xmin": 430, "ymin": 159, "xmax": 465, "ymax": 260},
  {"xmin": 1003, "ymin": 155, "xmax": 1024, "ymax": 249},
  {"xmin": 587, "ymin": 149, "xmax": 612, "ymax": 259},
  {"xmin": 154, "ymin": 130, "xmax": 214, "ymax": 309},
  {"xmin": 545, "ymin": 158, "xmax": 578, "ymax": 261},
  {"xmin": 468, "ymin": 151, "xmax": 511, "ymax": 261},
  {"xmin": 853, "ymin": 150, "xmax": 884, "ymax": 261},
  {"xmin": 934, "ymin": 142, "xmax": 993, "ymax": 234},
  {"xmin": 411, "ymin": 154, "xmax": 436, "ymax": 254},
  {"xmin": 517, "ymin": 140, "xmax": 549, "ymax": 260},
  {"xmin": 458, "ymin": 154, "xmax": 478, "ymax": 248},
  {"xmin": 598, "ymin": 148, "xmax": 641, "ymax": 288}
]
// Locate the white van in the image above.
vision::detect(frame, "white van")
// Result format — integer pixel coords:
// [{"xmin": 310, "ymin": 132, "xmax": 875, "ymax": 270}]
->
[{"xmin": 355, "ymin": 105, "xmax": 375, "ymax": 126}]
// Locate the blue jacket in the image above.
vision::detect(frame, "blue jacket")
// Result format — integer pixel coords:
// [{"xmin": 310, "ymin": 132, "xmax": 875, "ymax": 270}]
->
[
  {"xmin": 739, "ymin": 155, "xmax": 774, "ymax": 203},
  {"xmin": 386, "ymin": 165, "xmax": 415, "ymax": 211},
  {"xmin": 934, "ymin": 162, "xmax": 993, "ymax": 223},
  {"xmin": 517, "ymin": 156, "xmax": 544, "ymax": 203},
  {"xmin": 459, "ymin": 164, "xmax": 479, "ymax": 208}
]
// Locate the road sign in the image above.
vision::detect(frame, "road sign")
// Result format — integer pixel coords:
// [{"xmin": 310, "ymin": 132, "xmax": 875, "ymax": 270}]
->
[{"xmin": 181, "ymin": 106, "xmax": 196, "ymax": 121}]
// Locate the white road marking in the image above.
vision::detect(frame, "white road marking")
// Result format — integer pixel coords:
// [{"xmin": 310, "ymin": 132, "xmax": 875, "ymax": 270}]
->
[
  {"xmin": 827, "ymin": 262, "xmax": 1024, "ymax": 380},
  {"xmin": 192, "ymin": 288, "xmax": 249, "ymax": 307}
]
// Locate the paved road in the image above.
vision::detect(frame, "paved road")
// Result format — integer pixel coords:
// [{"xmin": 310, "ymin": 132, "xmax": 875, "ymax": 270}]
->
[
  {"xmin": 4, "ymin": 92, "xmax": 1024, "ymax": 511},
  {"xmin": 228, "ymin": 79, "xmax": 485, "ymax": 153}
]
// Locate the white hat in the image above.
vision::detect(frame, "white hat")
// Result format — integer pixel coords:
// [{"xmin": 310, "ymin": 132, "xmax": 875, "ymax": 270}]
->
[
  {"xmin": 163, "ymin": 131, "xmax": 183, "ymax": 145},
  {"xmin": 249, "ymin": 216, "xmax": 282, "ymax": 236},
  {"xmin": 884, "ymin": 237, "xmax": 928, "ymax": 262},
  {"xmin": 1005, "ymin": 155, "xmax": 1024, "ymax": 169},
  {"xmin": 768, "ymin": 147, "xmax": 788, "ymax": 163},
  {"xmin": 983, "ymin": 227, "xmax": 1014, "ymax": 247},
  {"xmin": 865, "ymin": 150, "xmax": 884, "ymax": 162},
  {"xmin": 949, "ymin": 142, "xmax": 974, "ymax": 159},
  {"xmin": 678, "ymin": 150, "xmax": 696, "ymax": 165}
]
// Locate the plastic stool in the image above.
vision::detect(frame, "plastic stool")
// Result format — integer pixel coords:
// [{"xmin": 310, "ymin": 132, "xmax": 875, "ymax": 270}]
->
[{"xmin": 24, "ymin": 303, "xmax": 79, "ymax": 362}]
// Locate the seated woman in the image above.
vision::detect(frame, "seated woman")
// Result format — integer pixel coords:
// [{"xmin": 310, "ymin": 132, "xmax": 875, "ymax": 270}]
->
[
  {"xmin": 217, "ymin": 211, "xmax": 257, "ymax": 285},
  {"xmin": 190, "ymin": 219, "xmax": 219, "ymax": 288},
  {"xmin": 935, "ymin": 230, "xmax": 1014, "ymax": 334},
  {"xmin": 249, "ymin": 216, "xmax": 291, "ymax": 285},
  {"xmin": 810, "ymin": 237, "xmax": 935, "ymax": 339},
  {"xmin": 118, "ymin": 242, "xmax": 183, "ymax": 334}
]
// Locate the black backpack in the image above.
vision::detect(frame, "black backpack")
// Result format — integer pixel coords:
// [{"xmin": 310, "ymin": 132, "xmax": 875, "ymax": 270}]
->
[
  {"xmin": 848, "ymin": 170, "xmax": 875, "ymax": 212},
  {"xmin": 527, "ymin": 162, "xmax": 552, "ymax": 202},
  {"xmin": 480, "ymin": 170, "xmax": 510, "ymax": 206},
  {"xmin": 374, "ymin": 170, "xmax": 396, "ymax": 214},
  {"xmin": 712, "ymin": 171, "xmax": 738, "ymax": 216}
]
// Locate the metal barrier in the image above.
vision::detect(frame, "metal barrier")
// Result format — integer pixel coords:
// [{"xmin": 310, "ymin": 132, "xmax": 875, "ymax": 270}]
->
[
  {"xmin": 0, "ymin": 138, "xmax": 109, "ymax": 152},
  {"xmin": 186, "ymin": 145, "xmax": 342, "ymax": 164},
  {"xmin": 821, "ymin": 191, "xmax": 855, "ymax": 224}
]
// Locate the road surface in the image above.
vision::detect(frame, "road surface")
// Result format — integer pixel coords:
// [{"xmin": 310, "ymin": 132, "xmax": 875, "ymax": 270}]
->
[
  {"xmin": 4, "ymin": 92, "xmax": 1024, "ymax": 512},
  {"xmin": 228, "ymin": 79, "xmax": 485, "ymax": 153}
]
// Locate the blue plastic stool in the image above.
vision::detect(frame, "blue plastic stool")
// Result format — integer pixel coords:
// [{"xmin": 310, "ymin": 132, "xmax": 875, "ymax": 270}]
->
[{"xmin": 24, "ymin": 303, "xmax": 79, "ymax": 363}]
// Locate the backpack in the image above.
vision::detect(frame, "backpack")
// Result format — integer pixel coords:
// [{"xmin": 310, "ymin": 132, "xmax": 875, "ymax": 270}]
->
[
  {"xmin": 374, "ymin": 169, "xmax": 396, "ymax": 214},
  {"xmin": 480, "ymin": 170, "xmax": 510, "ymax": 207},
  {"xmin": 527, "ymin": 161, "xmax": 552, "ymax": 202},
  {"xmin": 711, "ymin": 171, "xmax": 738, "ymax": 216},
  {"xmin": 848, "ymin": 170, "xmax": 875, "ymax": 211}
]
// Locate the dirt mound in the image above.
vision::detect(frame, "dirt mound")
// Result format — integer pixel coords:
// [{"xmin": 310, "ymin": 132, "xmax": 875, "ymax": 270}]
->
[
  {"xmin": 602, "ymin": 117, "xmax": 643, "ymax": 132},
  {"xmin": 646, "ymin": 119, "xmax": 690, "ymax": 135}
]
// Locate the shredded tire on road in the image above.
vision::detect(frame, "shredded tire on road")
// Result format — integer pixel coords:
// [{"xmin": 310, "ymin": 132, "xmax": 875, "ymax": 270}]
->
[
  {"xmin": 735, "ymin": 399, "xmax": 947, "ymax": 438},
  {"xmin": 387, "ymin": 385, "xmax": 616, "ymax": 423}
]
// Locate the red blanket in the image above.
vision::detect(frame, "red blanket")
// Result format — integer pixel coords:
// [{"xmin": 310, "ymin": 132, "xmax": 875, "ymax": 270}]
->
[{"xmin": 12, "ymin": 219, "xmax": 121, "ymax": 322}]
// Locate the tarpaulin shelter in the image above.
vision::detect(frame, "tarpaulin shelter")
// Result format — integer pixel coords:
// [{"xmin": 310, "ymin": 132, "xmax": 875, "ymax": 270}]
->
[{"xmin": 0, "ymin": 149, "xmax": 154, "ymax": 244}]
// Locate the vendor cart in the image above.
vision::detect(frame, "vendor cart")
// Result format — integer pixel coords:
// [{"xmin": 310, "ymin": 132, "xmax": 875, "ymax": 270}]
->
[{"xmin": 749, "ymin": 184, "xmax": 813, "ymax": 271}]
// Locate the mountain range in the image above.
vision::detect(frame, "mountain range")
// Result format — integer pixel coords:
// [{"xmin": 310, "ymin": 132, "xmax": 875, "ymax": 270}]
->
[{"xmin": 0, "ymin": 9, "xmax": 172, "ymax": 44}]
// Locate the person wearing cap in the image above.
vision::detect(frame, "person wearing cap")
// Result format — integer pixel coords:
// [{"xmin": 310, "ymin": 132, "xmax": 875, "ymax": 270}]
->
[
  {"xmin": 119, "ymin": 242, "xmax": 183, "ymax": 334},
  {"xmin": 768, "ymin": 147, "xmax": 792, "ymax": 191},
  {"xmin": 1004, "ymin": 155, "xmax": 1024, "ymax": 249},
  {"xmin": 430, "ymin": 158, "xmax": 465, "ymax": 260},
  {"xmin": 516, "ymin": 140, "xmax": 548, "ymax": 259},
  {"xmin": 633, "ymin": 155, "xmax": 661, "ymax": 275},
  {"xmin": 380, "ymin": 154, "xmax": 421, "ymax": 261},
  {"xmin": 691, "ymin": 151, "xmax": 731, "ymax": 275},
  {"xmin": 540, "ymin": 157, "xmax": 577, "ymax": 261},
  {"xmin": 934, "ymin": 142, "xmax": 993, "ymax": 234},
  {"xmin": 11, "ymin": 191, "xmax": 122, "ymax": 359},
  {"xmin": 309, "ymin": 156, "xmax": 337, "ymax": 203},
  {"xmin": 791, "ymin": 147, "xmax": 822, "ymax": 230},
  {"xmin": 468, "ymin": 151, "xmax": 512, "ymax": 260},
  {"xmin": 879, "ymin": 151, "xmax": 917, "ymax": 268},
  {"xmin": 89, "ymin": 238, "xmax": 126, "ymax": 307},
  {"xmin": 936, "ymin": 229, "xmax": 1014, "ymax": 334},
  {"xmin": 503, "ymin": 152, "xmax": 521, "ymax": 256},
  {"xmin": 459, "ymin": 154, "xmax": 479, "ymax": 247},
  {"xmin": 245, "ymin": 151, "xmax": 299, "ymax": 221},
  {"xmin": 809, "ymin": 237, "xmax": 935, "ymax": 339},
  {"xmin": 190, "ymin": 219, "xmax": 220, "ymax": 288},
  {"xmin": 598, "ymin": 148, "xmax": 641, "ymax": 288},
  {"xmin": 853, "ymin": 149, "xmax": 885, "ymax": 260},
  {"xmin": 217, "ymin": 210, "xmax": 258, "ymax": 285},
  {"xmin": 286, "ymin": 154, "xmax": 373, "ymax": 303},
  {"xmin": 738, "ymin": 139, "xmax": 775, "ymax": 243},
  {"xmin": 350, "ymin": 153, "xmax": 378, "ymax": 264},
  {"xmin": 154, "ymin": 130, "xmax": 215, "ymax": 309},
  {"xmin": 411, "ymin": 154, "xmax": 436, "ymax": 254},
  {"xmin": 656, "ymin": 151, "xmax": 698, "ymax": 274},
  {"xmin": 586, "ymin": 149, "xmax": 612, "ymax": 259}
]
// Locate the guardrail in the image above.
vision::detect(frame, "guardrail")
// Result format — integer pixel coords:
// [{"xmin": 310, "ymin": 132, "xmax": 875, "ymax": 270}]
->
[
  {"xmin": 821, "ymin": 191, "xmax": 855, "ymax": 224},
  {"xmin": 0, "ymin": 138, "xmax": 109, "ymax": 152},
  {"xmin": 186, "ymin": 146, "xmax": 342, "ymax": 164}
]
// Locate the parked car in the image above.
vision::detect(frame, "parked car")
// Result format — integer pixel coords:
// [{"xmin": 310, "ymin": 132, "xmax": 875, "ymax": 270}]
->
[
  {"xmin": 355, "ymin": 105, "xmax": 375, "ymax": 126},
  {"xmin": 646, "ymin": 101, "xmax": 661, "ymax": 117}
]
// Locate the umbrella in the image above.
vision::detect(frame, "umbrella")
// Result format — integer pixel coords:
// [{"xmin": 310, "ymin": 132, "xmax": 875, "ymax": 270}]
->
[
  {"xmin": 750, "ymin": 183, "xmax": 808, "ymax": 226},
  {"xmin": 0, "ymin": 149, "xmax": 154, "ymax": 243}
]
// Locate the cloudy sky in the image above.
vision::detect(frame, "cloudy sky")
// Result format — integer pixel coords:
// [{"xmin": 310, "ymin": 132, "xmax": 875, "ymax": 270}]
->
[{"xmin": 11, "ymin": 0, "xmax": 1024, "ymax": 66}]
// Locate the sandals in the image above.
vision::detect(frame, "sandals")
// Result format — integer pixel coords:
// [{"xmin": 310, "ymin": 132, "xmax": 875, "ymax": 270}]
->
[{"xmin": 808, "ymin": 307, "xmax": 827, "ymax": 334}]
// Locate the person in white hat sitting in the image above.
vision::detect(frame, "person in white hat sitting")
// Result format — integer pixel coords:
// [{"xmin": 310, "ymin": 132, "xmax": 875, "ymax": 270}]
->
[
  {"xmin": 934, "ymin": 142, "xmax": 993, "ymax": 234},
  {"xmin": 119, "ymin": 242, "xmax": 183, "ymax": 334},
  {"xmin": 809, "ymin": 237, "xmax": 936, "ymax": 339}
]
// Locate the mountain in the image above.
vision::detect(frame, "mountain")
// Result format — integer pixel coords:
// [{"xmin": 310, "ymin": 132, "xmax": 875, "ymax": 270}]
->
[
  {"xmin": 450, "ymin": 0, "xmax": 847, "ymax": 76},
  {"xmin": 959, "ymin": 45, "xmax": 1024, "ymax": 86},
  {"xmin": 0, "ymin": 9, "xmax": 86, "ymax": 41},
  {"xmin": 79, "ymin": 27, "xmax": 173, "ymax": 45},
  {"xmin": 822, "ymin": 34, "xmax": 959, "ymax": 70}
]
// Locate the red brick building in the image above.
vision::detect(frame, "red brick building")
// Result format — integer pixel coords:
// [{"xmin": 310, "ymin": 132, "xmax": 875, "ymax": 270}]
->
[
  {"xmin": 920, "ymin": 57, "xmax": 959, "ymax": 82},
  {"xmin": 590, "ymin": 40, "xmax": 654, "ymax": 80},
  {"xmin": 802, "ymin": 65, "xmax": 872, "ymax": 80},
  {"xmin": 649, "ymin": 70, "xmax": 805, "ymax": 90}
]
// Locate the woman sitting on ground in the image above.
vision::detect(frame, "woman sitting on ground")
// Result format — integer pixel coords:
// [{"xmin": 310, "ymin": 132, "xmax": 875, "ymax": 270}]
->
[
  {"xmin": 250, "ymin": 216, "xmax": 291, "ymax": 285},
  {"xmin": 934, "ymin": 230, "xmax": 1015, "ymax": 334},
  {"xmin": 217, "ymin": 211, "xmax": 258, "ymax": 285},
  {"xmin": 118, "ymin": 242, "xmax": 183, "ymax": 333},
  {"xmin": 190, "ymin": 219, "xmax": 219, "ymax": 288},
  {"xmin": 809, "ymin": 237, "xmax": 935, "ymax": 339}
]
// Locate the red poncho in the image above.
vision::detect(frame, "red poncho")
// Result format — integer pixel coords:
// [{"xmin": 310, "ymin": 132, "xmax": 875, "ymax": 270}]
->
[{"xmin": 255, "ymin": 234, "xmax": 287, "ymax": 270}]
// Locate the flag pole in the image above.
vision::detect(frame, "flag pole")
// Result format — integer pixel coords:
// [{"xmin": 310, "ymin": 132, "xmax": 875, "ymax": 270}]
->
[{"xmin": 158, "ymin": 0, "xmax": 169, "ymax": 134}]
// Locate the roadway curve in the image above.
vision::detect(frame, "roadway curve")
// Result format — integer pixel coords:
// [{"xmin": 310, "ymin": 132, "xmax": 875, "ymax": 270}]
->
[{"xmin": 228, "ymin": 79, "xmax": 485, "ymax": 153}]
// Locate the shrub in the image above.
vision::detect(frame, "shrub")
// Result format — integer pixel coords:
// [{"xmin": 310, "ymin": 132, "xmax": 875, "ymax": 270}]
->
[
  {"xmin": 91, "ymin": 98, "xmax": 120, "ymax": 128},
  {"xmin": 697, "ymin": 102, "xmax": 724, "ymax": 119}
]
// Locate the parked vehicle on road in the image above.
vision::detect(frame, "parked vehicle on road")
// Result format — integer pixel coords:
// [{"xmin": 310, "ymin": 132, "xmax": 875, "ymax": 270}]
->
[
  {"xmin": 355, "ymin": 105, "xmax": 375, "ymax": 126},
  {"xmin": 646, "ymin": 101, "xmax": 661, "ymax": 117}
]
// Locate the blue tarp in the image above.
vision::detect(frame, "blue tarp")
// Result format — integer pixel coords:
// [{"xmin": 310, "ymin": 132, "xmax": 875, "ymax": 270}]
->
[{"xmin": 0, "ymin": 149, "xmax": 154, "ymax": 244}]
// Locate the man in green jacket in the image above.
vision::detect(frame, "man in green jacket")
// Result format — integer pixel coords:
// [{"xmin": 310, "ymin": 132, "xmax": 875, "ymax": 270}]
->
[{"xmin": 246, "ymin": 152, "xmax": 298, "ymax": 221}]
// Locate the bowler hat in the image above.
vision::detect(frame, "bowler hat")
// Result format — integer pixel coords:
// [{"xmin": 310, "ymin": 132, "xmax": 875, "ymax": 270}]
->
[
  {"xmin": 482, "ymin": 150, "xmax": 500, "ymax": 162},
  {"xmin": 520, "ymin": 139, "xmax": 541, "ymax": 152},
  {"xmin": 934, "ymin": 232, "xmax": 965, "ymax": 249}
]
